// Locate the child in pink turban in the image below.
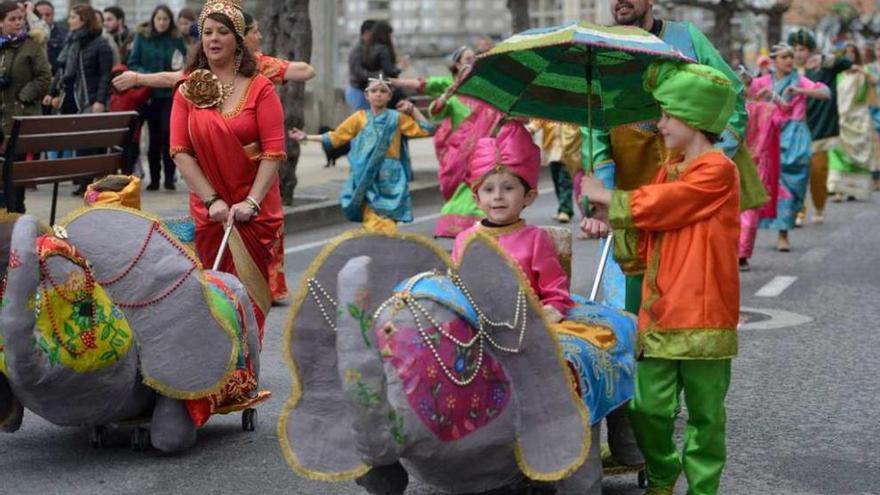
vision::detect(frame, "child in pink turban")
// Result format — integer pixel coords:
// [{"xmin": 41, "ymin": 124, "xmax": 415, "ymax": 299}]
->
[{"xmin": 451, "ymin": 121, "xmax": 573, "ymax": 320}]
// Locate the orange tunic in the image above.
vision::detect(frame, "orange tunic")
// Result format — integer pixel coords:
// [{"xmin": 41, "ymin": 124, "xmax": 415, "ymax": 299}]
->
[{"xmin": 609, "ymin": 150, "xmax": 740, "ymax": 359}]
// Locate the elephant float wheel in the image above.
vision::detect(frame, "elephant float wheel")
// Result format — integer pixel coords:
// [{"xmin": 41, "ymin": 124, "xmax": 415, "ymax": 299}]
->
[
  {"xmin": 89, "ymin": 425, "xmax": 106, "ymax": 449},
  {"xmin": 242, "ymin": 408, "xmax": 257, "ymax": 432},
  {"xmin": 638, "ymin": 469, "xmax": 647, "ymax": 488},
  {"xmin": 130, "ymin": 427, "xmax": 150, "ymax": 451}
]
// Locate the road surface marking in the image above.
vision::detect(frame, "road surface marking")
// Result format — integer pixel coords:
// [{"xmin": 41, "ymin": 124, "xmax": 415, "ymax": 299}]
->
[
  {"xmin": 799, "ymin": 246, "xmax": 830, "ymax": 265},
  {"xmin": 284, "ymin": 186, "xmax": 554, "ymax": 256},
  {"xmin": 755, "ymin": 276, "xmax": 798, "ymax": 297},
  {"xmin": 738, "ymin": 306, "xmax": 813, "ymax": 330}
]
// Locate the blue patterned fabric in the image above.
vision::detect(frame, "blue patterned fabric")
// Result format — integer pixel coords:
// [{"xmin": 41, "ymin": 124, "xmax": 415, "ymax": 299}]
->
[
  {"xmin": 760, "ymin": 119, "xmax": 812, "ymax": 231},
  {"xmin": 393, "ymin": 272, "xmax": 479, "ymax": 329},
  {"xmin": 162, "ymin": 216, "xmax": 196, "ymax": 245},
  {"xmin": 561, "ymin": 295, "xmax": 637, "ymax": 425},
  {"xmin": 326, "ymin": 109, "xmax": 417, "ymax": 223}
]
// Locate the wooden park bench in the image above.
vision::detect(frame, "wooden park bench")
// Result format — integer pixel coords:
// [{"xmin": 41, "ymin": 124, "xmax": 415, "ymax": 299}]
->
[{"xmin": 1, "ymin": 112, "xmax": 139, "ymax": 225}]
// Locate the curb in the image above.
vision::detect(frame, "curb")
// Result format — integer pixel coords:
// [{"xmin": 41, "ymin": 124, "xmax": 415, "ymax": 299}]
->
[{"xmin": 283, "ymin": 180, "xmax": 442, "ymax": 233}]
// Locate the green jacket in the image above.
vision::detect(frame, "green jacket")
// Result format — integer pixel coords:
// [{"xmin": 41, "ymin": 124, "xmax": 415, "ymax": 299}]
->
[
  {"xmin": 0, "ymin": 32, "xmax": 52, "ymax": 137},
  {"xmin": 127, "ymin": 23, "xmax": 187, "ymax": 99}
]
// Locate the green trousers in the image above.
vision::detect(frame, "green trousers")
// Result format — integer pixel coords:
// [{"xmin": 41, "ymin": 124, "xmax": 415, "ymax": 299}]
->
[
  {"xmin": 549, "ymin": 161, "xmax": 573, "ymax": 216},
  {"xmin": 629, "ymin": 358, "xmax": 732, "ymax": 494}
]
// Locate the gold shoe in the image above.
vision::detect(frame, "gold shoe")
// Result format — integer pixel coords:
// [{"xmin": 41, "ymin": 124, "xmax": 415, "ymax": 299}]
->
[
  {"xmin": 794, "ymin": 211, "xmax": 805, "ymax": 228},
  {"xmin": 556, "ymin": 212, "xmax": 571, "ymax": 224},
  {"xmin": 644, "ymin": 485, "xmax": 675, "ymax": 495},
  {"xmin": 812, "ymin": 212, "xmax": 824, "ymax": 224}
]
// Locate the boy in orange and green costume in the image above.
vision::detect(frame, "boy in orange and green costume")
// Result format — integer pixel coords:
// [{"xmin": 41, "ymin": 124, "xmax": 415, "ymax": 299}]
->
[{"xmin": 581, "ymin": 61, "xmax": 740, "ymax": 495}]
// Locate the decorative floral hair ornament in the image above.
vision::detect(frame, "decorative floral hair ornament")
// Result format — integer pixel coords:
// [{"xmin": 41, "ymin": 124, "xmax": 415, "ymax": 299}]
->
[
  {"xmin": 366, "ymin": 73, "xmax": 392, "ymax": 92},
  {"xmin": 199, "ymin": 0, "xmax": 245, "ymax": 38},
  {"xmin": 179, "ymin": 69, "xmax": 225, "ymax": 108}
]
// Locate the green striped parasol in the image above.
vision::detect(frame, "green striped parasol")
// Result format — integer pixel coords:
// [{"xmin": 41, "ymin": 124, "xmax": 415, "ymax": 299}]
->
[{"xmin": 455, "ymin": 21, "xmax": 695, "ymax": 130}]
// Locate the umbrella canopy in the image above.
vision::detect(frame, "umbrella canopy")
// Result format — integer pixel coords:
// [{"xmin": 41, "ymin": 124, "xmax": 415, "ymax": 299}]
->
[{"xmin": 455, "ymin": 21, "xmax": 696, "ymax": 129}]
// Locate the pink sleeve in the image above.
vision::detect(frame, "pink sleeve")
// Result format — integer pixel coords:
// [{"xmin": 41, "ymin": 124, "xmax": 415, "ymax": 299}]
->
[
  {"xmin": 255, "ymin": 81, "xmax": 288, "ymax": 161},
  {"xmin": 169, "ymin": 90, "xmax": 193, "ymax": 157},
  {"xmin": 531, "ymin": 230, "xmax": 574, "ymax": 314},
  {"xmin": 799, "ymin": 75, "xmax": 829, "ymax": 94},
  {"xmin": 451, "ymin": 231, "xmax": 468, "ymax": 263}
]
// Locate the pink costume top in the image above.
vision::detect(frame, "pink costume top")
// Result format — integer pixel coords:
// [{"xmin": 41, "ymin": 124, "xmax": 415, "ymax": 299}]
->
[
  {"xmin": 452, "ymin": 220, "xmax": 574, "ymax": 315},
  {"xmin": 749, "ymin": 73, "xmax": 828, "ymax": 123}
]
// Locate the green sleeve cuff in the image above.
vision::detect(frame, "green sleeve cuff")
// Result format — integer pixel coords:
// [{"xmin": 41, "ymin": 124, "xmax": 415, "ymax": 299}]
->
[{"xmin": 608, "ymin": 190, "xmax": 634, "ymax": 229}]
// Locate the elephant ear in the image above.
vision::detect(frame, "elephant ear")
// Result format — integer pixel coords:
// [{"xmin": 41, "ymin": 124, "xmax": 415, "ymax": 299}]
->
[
  {"xmin": 279, "ymin": 230, "xmax": 449, "ymax": 481},
  {"xmin": 58, "ymin": 206, "xmax": 238, "ymax": 400},
  {"xmin": 454, "ymin": 232, "xmax": 589, "ymax": 482}
]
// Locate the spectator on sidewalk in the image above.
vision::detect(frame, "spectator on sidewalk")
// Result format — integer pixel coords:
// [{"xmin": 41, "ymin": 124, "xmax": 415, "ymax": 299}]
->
[
  {"xmin": 94, "ymin": 9, "xmax": 120, "ymax": 65},
  {"xmin": 346, "ymin": 19, "xmax": 375, "ymax": 110},
  {"xmin": 176, "ymin": 7, "xmax": 198, "ymax": 55},
  {"xmin": 0, "ymin": 1, "xmax": 52, "ymax": 211},
  {"xmin": 103, "ymin": 6, "xmax": 133, "ymax": 62},
  {"xmin": 128, "ymin": 4, "xmax": 187, "ymax": 191},
  {"xmin": 34, "ymin": 0, "xmax": 65, "ymax": 115}
]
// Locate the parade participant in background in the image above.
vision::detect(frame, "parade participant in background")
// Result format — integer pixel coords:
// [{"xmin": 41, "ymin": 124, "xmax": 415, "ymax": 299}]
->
[
  {"xmin": 170, "ymin": 0, "xmax": 285, "ymax": 333},
  {"xmin": 790, "ymin": 28, "xmax": 852, "ymax": 224},
  {"xmin": 737, "ymin": 66, "xmax": 783, "ymax": 271},
  {"xmin": 289, "ymin": 76, "xmax": 434, "ymax": 234},
  {"xmin": 582, "ymin": 0, "xmax": 766, "ymax": 316},
  {"xmin": 581, "ymin": 60, "xmax": 741, "ymax": 495},
  {"xmin": 869, "ymin": 39, "xmax": 880, "ymax": 190},
  {"xmin": 128, "ymin": 4, "xmax": 187, "ymax": 191},
  {"xmin": 754, "ymin": 43, "xmax": 829, "ymax": 252},
  {"xmin": 112, "ymin": 12, "xmax": 315, "ymax": 90},
  {"xmin": 529, "ymin": 120, "xmax": 580, "ymax": 224},
  {"xmin": 827, "ymin": 42, "xmax": 880, "ymax": 201},
  {"xmin": 392, "ymin": 46, "xmax": 497, "ymax": 238}
]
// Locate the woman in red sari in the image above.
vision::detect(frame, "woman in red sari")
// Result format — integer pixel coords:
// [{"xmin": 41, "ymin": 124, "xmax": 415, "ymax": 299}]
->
[{"xmin": 170, "ymin": 2, "xmax": 284, "ymax": 333}]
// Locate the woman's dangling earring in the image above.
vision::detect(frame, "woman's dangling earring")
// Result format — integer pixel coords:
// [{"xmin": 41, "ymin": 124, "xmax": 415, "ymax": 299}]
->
[{"xmin": 233, "ymin": 46, "xmax": 243, "ymax": 76}]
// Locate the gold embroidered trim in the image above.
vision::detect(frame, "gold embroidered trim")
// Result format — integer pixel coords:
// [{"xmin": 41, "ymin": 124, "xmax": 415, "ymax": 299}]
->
[
  {"xmin": 169, "ymin": 146, "xmax": 194, "ymax": 158},
  {"xmin": 222, "ymin": 75, "xmax": 258, "ymax": 119},
  {"xmin": 475, "ymin": 219, "xmax": 526, "ymax": 237},
  {"xmin": 57, "ymin": 205, "xmax": 240, "ymax": 400},
  {"xmin": 259, "ymin": 152, "xmax": 288, "ymax": 162}
]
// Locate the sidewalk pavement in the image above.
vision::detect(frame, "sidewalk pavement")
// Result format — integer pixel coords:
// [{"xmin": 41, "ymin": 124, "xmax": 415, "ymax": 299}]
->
[{"xmin": 17, "ymin": 137, "xmax": 443, "ymax": 231}]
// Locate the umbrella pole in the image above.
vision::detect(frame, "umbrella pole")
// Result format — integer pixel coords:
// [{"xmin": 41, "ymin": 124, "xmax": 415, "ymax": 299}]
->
[{"xmin": 582, "ymin": 47, "xmax": 594, "ymax": 217}]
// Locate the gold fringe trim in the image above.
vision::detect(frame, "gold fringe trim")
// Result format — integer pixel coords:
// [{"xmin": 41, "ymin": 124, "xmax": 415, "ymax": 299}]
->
[
  {"xmin": 57, "ymin": 205, "xmax": 240, "ymax": 400},
  {"xmin": 456, "ymin": 231, "xmax": 590, "ymax": 482},
  {"xmin": 278, "ymin": 228, "xmax": 452, "ymax": 482},
  {"xmin": 229, "ymin": 226, "xmax": 272, "ymax": 317}
]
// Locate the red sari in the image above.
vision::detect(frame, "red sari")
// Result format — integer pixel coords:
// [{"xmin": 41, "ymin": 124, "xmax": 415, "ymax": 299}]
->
[
  {"xmin": 170, "ymin": 74, "xmax": 285, "ymax": 427},
  {"xmin": 170, "ymin": 74, "xmax": 287, "ymax": 332}
]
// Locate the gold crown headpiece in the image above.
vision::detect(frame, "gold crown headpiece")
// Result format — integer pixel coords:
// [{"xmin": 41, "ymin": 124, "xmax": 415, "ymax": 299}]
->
[{"xmin": 199, "ymin": 0, "xmax": 245, "ymax": 38}]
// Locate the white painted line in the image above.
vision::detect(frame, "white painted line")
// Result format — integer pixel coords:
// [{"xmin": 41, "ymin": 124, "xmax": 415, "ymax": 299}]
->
[
  {"xmin": 283, "ymin": 186, "xmax": 555, "ymax": 256},
  {"xmin": 738, "ymin": 306, "xmax": 813, "ymax": 330},
  {"xmin": 755, "ymin": 276, "xmax": 798, "ymax": 297}
]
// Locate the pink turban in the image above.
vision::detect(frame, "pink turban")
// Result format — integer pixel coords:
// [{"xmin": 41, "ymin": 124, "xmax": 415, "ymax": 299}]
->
[{"xmin": 467, "ymin": 121, "xmax": 541, "ymax": 190}]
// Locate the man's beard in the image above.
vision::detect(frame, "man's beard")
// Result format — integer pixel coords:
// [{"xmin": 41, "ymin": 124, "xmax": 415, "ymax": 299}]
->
[{"xmin": 613, "ymin": 2, "xmax": 647, "ymax": 27}]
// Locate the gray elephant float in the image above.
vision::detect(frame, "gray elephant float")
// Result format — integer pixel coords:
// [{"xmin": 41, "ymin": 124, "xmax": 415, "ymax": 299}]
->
[
  {"xmin": 279, "ymin": 230, "xmax": 608, "ymax": 494},
  {"xmin": 0, "ymin": 207, "xmax": 265, "ymax": 453}
]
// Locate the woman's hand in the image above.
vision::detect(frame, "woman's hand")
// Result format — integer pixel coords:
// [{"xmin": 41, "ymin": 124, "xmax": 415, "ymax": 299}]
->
[
  {"xmin": 208, "ymin": 199, "xmax": 229, "ymax": 224},
  {"xmin": 755, "ymin": 87, "xmax": 772, "ymax": 101},
  {"xmin": 91, "ymin": 102, "xmax": 106, "ymax": 113},
  {"xmin": 395, "ymin": 99, "xmax": 415, "ymax": 116},
  {"xmin": 579, "ymin": 217, "xmax": 610, "ymax": 239},
  {"xmin": 42, "ymin": 94, "xmax": 53, "ymax": 106},
  {"xmin": 113, "ymin": 71, "xmax": 138, "ymax": 91},
  {"xmin": 229, "ymin": 201, "xmax": 258, "ymax": 223},
  {"xmin": 288, "ymin": 128, "xmax": 307, "ymax": 142}
]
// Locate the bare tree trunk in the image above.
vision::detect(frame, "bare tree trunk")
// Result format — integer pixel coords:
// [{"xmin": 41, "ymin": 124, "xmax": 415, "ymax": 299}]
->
[
  {"xmin": 263, "ymin": 1, "xmax": 312, "ymax": 206},
  {"xmin": 507, "ymin": 0, "xmax": 531, "ymax": 33},
  {"xmin": 712, "ymin": 4, "xmax": 736, "ymax": 62},
  {"xmin": 766, "ymin": 10, "xmax": 784, "ymax": 45}
]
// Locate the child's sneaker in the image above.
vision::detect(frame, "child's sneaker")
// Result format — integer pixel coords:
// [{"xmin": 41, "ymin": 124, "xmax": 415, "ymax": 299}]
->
[
  {"xmin": 738, "ymin": 257, "xmax": 750, "ymax": 272},
  {"xmin": 555, "ymin": 211, "xmax": 571, "ymax": 224}
]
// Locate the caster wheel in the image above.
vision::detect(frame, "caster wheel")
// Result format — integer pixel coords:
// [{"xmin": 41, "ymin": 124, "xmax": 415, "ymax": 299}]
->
[
  {"xmin": 89, "ymin": 425, "xmax": 106, "ymax": 449},
  {"xmin": 242, "ymin": 408, "xmax": 257, "ymax": 432},
  {"xmin": 130, "ymin": 427, "xmax": 150, "ymax": 451},
  {"xmin": 638, "ymin": 469, "xmax": 647, "ymax": 489}
]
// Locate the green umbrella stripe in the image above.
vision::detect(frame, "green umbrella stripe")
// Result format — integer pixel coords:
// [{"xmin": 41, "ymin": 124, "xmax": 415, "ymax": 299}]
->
[{"xmin": 521, "ymin": 83, "xmax": 602, "ymax": 109}]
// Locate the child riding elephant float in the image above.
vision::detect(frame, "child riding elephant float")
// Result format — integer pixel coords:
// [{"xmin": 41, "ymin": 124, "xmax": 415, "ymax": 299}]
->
[
  {"xmin": 279, "ymin": 230, "xmax": 638, "ymax": 494},
  {"xmin": 0, "ymin": 207, "xmax": 268, "ymax": 453}
]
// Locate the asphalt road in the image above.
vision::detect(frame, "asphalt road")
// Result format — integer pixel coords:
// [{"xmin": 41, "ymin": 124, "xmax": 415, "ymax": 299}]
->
[{"xmin": 2, "ymin": 190, "xmax": 878, "ymax": 495}]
